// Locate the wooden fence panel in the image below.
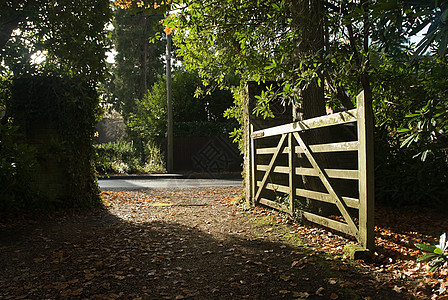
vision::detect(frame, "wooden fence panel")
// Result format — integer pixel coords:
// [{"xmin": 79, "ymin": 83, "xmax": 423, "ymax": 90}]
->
[{"xmin": 249, "ymin": 91, "xmax": 375, "ymax": 250}]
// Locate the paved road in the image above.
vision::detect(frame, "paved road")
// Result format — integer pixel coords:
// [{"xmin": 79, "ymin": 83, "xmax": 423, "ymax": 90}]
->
[{"xmin": 98, "ymin": 177, "xmax": 243, "ymax": 191}]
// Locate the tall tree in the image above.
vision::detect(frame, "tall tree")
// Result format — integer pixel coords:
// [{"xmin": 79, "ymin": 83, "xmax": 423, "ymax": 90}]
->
[{"xmin": 109, "ymin": 7, "xmax": 165, "ymax": 119}]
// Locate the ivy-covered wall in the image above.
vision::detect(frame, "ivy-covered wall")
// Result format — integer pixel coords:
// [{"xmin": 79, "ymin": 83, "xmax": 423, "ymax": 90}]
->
[{"xmin": 7, "ymin": 76, "xmax": 102, "ymax": 209}]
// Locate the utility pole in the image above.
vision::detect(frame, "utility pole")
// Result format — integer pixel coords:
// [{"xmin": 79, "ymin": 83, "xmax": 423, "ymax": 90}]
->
[{"xmin": 166, "ymin": 32, "xmax": 173, "ymax": 173}]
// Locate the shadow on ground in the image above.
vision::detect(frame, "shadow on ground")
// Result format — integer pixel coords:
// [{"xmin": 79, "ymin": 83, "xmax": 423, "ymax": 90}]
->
[{"xmin": 0, "ymin": 190, "xmax": 407, "ymax": 300}]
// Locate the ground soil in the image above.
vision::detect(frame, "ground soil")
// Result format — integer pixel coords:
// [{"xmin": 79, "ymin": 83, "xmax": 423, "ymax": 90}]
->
[{"xmin": 0, "ymin": 187, "xmax": 445, "ymax": 299}]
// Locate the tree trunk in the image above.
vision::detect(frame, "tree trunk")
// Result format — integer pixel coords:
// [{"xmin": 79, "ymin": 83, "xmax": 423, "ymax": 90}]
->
[
  {"xmin": 139, "ymin": 14, "xmax": 148, "ymax": 99},
  {"xmin": 290, "ymin": 0, "xmax": 326, "ymax": 120},
  {"xmin": 290, "ymin": 0, "xmax": 337, "ymax": 216}
]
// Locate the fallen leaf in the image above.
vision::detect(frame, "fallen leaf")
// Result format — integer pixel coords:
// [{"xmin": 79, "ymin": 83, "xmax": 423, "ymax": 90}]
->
[
  {"xmin": 330, "ymin": 292, "xmax": 339, "ymax": 299},
  {"xmin": 280, "ymin": 275, "xmax": 291, "ymax": 281},
  {"xmin": 293, "ymin": 291, "xmax": 310, "ymax": 298},
  {"xmin": 150, "ymin": 202, "xmax": 173, "ymax": 207},
  {"xmin": 315, "ymin": 287, "xmax": 325, "ymax": 296},
  {"xmin": 54, "ymin": 283, "xmax": 69, "ymax": 290},
  {"xmin": 340, "ymin": 281, "xmax": 355, "ymax": 288}
]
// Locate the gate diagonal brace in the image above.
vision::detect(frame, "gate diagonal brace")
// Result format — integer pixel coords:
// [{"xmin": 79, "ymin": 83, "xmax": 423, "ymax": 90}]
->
[
  {"xmin": 254, "ymin": 134, "xmax": 287, "ymax": 203},
  {"xmin": 292, "ymin": 132, "xmax": 360, "ymax": 239}
]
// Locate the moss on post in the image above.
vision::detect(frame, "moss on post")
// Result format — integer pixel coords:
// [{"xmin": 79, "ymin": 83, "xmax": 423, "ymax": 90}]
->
[{"xmin": 343, "ymin": 244, "xmax": 372, "ymax": 261}]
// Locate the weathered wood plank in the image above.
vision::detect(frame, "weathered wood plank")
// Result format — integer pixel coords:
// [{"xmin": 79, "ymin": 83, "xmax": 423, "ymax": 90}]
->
[
  {"xmin": 296, "ymin": 188, "xmax": 360, "ymax": 209},
  {"xmin": 257, "ymin": 181, "xmax": 289, "ymax": 194},
  {"xmin": 250, "ymin": 124, "xmax": 256, "ymax": 206},
  {"xmin": 302, "ymin": 212, "xmax": 353, "ymax": 236},
  {"xmin": 288, "ymin": 133, "xmax": 295, "ymax": 214},
  {"xmin": 294, "ymin": 141, "xmax": 359, "ymax": 153},
  {"xmin": 293, "ymin": 132, "xmax": 360, "ymax": 238},
  {"xmin": 258, "ymin": 141, "xmax": 358, "ymax": 155},
  {"xmin": 296, "ymin": 168, "xmax": 359, "ymax": 180},
  {"xmin": 259, "ymin": 198, "xmax": 291, "ymax": 214},
  {"xmin": 357, "ymin": 91, "xmax": 375, "ymax": 250},
  {"xmin": 324, "ymin": 169, "xmax": 359, "ymax": 180},
  {"xmin": 257, "ymin": 165, "xmax": 289, "ymax": 173},
  {"xmin": 257, "ymin": 165, "xmax": 358, "ymax": 180},
  {"xmin": 256, "ymin": 147, "xmax": 284, "ymax": 155},
  {"xmin": 252, "ymin": 109, "xmax": 357, "ymax": 139}
]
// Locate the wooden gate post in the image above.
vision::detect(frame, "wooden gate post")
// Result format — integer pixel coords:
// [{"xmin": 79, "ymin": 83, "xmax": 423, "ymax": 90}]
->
[
  {"xmin": 245, "ymin": 81, "xmax": 293, "ymax": 207},
  {"xmin": 288, "ymin": 133, "xmax": 295, "ymax": 214},
  {"xmin": 250, "ymin": 124, "xmax": 256, "ymax": 206},
  {"xmin": 357, "ymin": 91, "xmax": 375, "ymax": 251}
]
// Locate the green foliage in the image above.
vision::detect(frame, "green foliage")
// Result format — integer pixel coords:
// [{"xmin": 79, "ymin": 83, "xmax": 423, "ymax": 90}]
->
[
  {"xmin": 253, "ymin": 85, "xmax": 278, "ymax": 119},
  {"xmin": 370, "ymin": 55, "xmax": 448, "ymax": 158},
  {"xmin": 0, "ymin": 74, "xmax": 12, "ymax": 107},
  {"xmin": 0, "ymin": 76, "xmax": 37, "ymax": 212},
  {"xmin": 119, "ymin": 0, "xmax": 448, "ymax": 210},
  {"xmin": 165, "ymin": 0, "xmax": 294, "ymax": 83},
  {"xmin": 106, "ymin": 7, "xmax": 165, "ymax": 118},
  {"xmin": 127, "ymin": 69, "xmax": 237, "ymax": 147},
  {"xmin": 171, "ymin": 69, "xmax": 238, "ymax": 124},
  {"xmin": 370, "ymin": 0, "xmax": 448, "ymax": 57},
  {"xmin": 94, "ymin": 141, "xmax": 142, "ymax": 174},
  {"xmin": 174, "ymin": 121, "xmax": 237, "ymax": 137},
  {"xmin": 8, "ymin": 76, "xmax": 102, "ymax": 209},
  {"xmin": 142, "ymin": 142, "xmax": 166, "ymax": 173},
  {"xmin": 0, "ymin": 119, "xmax": 36, "ymax": 212},
  {"xmin": 93, "ymin": 141, "xmax": 166, "ymax": 174},
  {"xmin": 415, "ymin": 233, "xmax": 448, "ymax": 272},
  {"xmin": 127, "ymin": 77, "xmax": 167, "ymax": 148},
  {"xmin": 399, "ymin": 98, "xmax": 448, "ymax": 161},
  {"xmin": 223, "ymin": 85, "xmax": 247, "ymax": 154},
  {"xmin": 369, "ymin": 55, "xmax": 448, "ymax": 208},
  {"xmin": 0, "ymin": 0, "xmax": 112, "ymax": 82},
  {"xmin": 374, "ymin": 130, "xmax": 448, "ymax": 208}
]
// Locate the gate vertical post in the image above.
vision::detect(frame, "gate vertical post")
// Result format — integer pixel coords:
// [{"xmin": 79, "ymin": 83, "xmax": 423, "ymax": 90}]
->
[
  {"xmin": 357, "ymin": 91, "xmax": 375, "ymax": 251},
  {"xmin": 288, "ymin": 133, "xmax": 295, "ymax": 214},
  {"xmin": 250, "ymin": 124, "xmax": 256, "ymax": 206}
]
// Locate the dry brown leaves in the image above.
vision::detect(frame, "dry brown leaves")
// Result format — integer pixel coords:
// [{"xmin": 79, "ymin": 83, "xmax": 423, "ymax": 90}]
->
[{"xmin": 248, "ymin": 202, "xmax": 448, "ymax": 300}]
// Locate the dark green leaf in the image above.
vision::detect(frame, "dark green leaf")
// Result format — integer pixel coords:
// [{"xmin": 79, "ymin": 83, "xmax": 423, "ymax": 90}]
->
[{"xmin": 415, "ymin": 243, "xmax": 437, "ymax": 252}]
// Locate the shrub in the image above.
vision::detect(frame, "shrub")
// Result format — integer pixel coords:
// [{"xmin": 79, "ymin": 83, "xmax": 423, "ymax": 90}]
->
[
  {"xmin": 93, "ymin": 140, "xmax": 166, "ymax": 174},
  {"xmin": 0, "ymin": 119, "xmax": 36, "ymax": 212},
  {"xmin": 371, "ymin": 56, "xmax": 448, "ymax": 208},
  {"xmin": 142, "ymin": 142, "xmax": 166, "ymax": 173},
  {"xmin": 2, "ymin": 75, "xmax": 102, "ymax": 210},
  {"xmin": 94, "ymin": 141, "xmax": 141, "ymax": 174},
  {"xmin": 375, "ymin": 128, "xmax": 448, "ymax": 208}
]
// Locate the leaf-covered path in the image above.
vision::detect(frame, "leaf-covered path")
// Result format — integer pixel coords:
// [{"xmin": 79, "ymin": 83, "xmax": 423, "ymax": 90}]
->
[{"xmin": 0, "ymin": 187, "xmax": 445, "ymax": 299}]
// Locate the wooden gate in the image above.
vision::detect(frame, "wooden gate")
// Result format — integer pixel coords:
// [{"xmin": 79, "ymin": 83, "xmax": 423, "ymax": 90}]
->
[{"xmin": 249, "ymin": 91, "xmax": 374, "ymax": 250}]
